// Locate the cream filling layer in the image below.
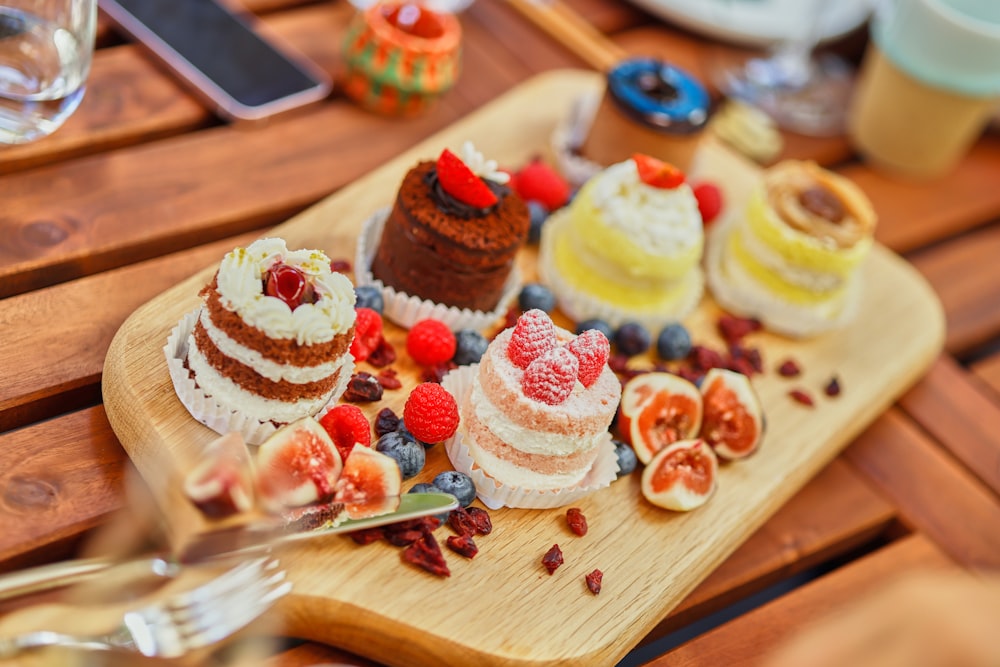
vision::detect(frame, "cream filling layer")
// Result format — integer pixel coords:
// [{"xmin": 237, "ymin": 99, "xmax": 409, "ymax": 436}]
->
[
  {"xmin": 469, "ymin": 378, "xmax": 603, "ymax": 457},
  {"xmin": 736, "ymin": 224, "xmax": 843, "ymax": 292},
  {"xmin": 465, "ymin": 432, "xmax": 587, "ymax": 490},
  {"xmin": 187, "ymin": 336, "xmax": 350, "ymax": 423},
  {"xmin": 199, "ymin": 309, "xmax": 345, "ymax": 384}
]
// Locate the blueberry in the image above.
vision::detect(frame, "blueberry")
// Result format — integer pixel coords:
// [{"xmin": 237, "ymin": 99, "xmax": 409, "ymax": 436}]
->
[
  {"xmin": 527, "ymin": 200, "xmax": 548, "ymax": 244},
  {"xmin": 408, "ymin": 482, "xmax": 450, "ymax": 521},
  {"xmin": 614, "ymin": 321, "xmax": 651, "ymax": 357},
  {"xmin": 375, "ymin": 431, "xmax": 425, "ymax": 480},
  {"xmin": 396, "ymin": 420, "xmax": 432, "ymax": 448},
  {"xmin": 518, "ymin": 283, "xmax": 556, "ymax": 313},
  {"xmin": 432, "ymin": 470, "xmax": 477, "ymax": 507},
  {"xmin": 576, "ymin": 318, "xmax": 614, "ymax": 340},
  {"xmin": 452, "ymin": 329, "xmax": 489, "ymax": 366},
  {"xmin": 613, "ymin": 440, "xmax": 638, "ymax": 478},
  {"xmin": 656, "ymin": 323, "xmax": 692, "ymax": 360},
  {"xmin": 354, "ymin": 285, "xmax": 384, "ymax": 313}
]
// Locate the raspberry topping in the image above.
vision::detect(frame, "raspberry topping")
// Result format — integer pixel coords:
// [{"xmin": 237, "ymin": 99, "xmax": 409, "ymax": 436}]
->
[
  {"xmin": 567, "ymin": 329, "xmax": 610, "ymax": 388},
  {"xmin": 633, "ymin": 153, "xmax": 685, "ymax": 189},
  {"xmin": 406, "ymin": 319, "xmax": 457, "ymax": 367},
  {"xmin": 403, "ymin": 382, "xmax": 460, "ymax": 443},
  {"xmin": 522, "ymin": 346, "xmax": 579, "ymax": 405},
  {"xmin": 511, "ymin": 158, "xmax": 570, "ymax": 211},
  {"xmin": 350, "ymin": 307, "xmax": 383, "ymax": 363},
  {"xmin": 693, "ymin": 182, "xmax": 724, "ymax": 225},
  {"xmin": 318, "ymin": 404, "xmax": 371, "ymax": 462},
  {"xmin": 436, "ymin": 148, "xmax": 498, "ymax": 208},
  {"xmin": 507, "ymin": 309, "xmax": 557, "ymax": 369}
]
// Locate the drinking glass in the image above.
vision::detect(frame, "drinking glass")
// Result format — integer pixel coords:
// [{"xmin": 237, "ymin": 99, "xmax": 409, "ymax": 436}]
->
[
  {"xmin": 0, "ymin": 0, "xmax": 97, "ymax": 144},
  {"xmin": 714, "ymin": 0, "xmax": 855, "ymax": 136}
]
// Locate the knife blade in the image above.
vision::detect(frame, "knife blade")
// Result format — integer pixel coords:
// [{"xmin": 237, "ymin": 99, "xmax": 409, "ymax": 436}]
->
[{"xmin": 0, "ymin": 492, "xmax": 458, "ymax": 603}]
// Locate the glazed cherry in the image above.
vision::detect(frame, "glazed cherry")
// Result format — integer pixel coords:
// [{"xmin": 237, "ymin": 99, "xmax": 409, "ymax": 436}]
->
[
  {"xmin": 265, "ymin": 263, "xmax": 311, "ymax": 309},
  {"xmin": 382, "ymin": 3, "xmax": 444, "ymax": 39}
]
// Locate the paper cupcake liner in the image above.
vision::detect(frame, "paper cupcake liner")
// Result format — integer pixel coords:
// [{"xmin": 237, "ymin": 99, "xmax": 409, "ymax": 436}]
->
[
  {"xmin": 355, "ymin": 208, "xmax": 521, "ymax": 331},
  {"xmin": 440, "ymin": 365, "xmax": 619, "ymax": 510},
  {"xmin": 550, "ymin": 91, "xmax": 603, "ymax": 188},
  {"xmin": 164, "ymin": 309, "xmax": 352, "ymax": 445},
  {"xmin": 538, "ymin": 209, "xmax": 704, "ymax": 330}
]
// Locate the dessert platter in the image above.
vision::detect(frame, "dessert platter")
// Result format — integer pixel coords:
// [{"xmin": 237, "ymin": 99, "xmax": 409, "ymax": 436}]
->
[{"xmin": 102, "ymin": 69, "xmax": 944, "ymax": 667}]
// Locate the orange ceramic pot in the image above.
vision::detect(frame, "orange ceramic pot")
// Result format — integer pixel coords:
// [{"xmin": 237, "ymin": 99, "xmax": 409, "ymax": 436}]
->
[{"xmin": 340, "ymin": 2, "xmax": 462, "ymax": 116}]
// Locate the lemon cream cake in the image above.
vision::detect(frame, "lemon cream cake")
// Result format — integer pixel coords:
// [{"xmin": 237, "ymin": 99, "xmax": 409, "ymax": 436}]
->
[
  {"xmin": 706, "ymin": 160, "xmax": 877, "ymax": 337},
  {"xmin": 186, "ymin": 237, "xmax": 357, "ymax": 428},
  {"xmin": 539, "ymin": 154, "xmax": 704, "ymax": 328},
  {"xmin": 459, "ymin": 310, "xmax": 620, "ymax": 491}
]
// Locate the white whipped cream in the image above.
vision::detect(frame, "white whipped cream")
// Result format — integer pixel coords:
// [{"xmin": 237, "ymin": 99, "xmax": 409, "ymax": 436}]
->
[
  {"xmin": 735, "ymin": 225, "xmax": 844, "ymax": 292},
  {"xmin": 215, "ymin": 237, "xmax": 356, "ymax": 345},
  {"xmin": 459, "ymin": 140, "xmax": 509, "ymax": 185},
  {"xmin": 586, "ymin": 159, "xmax": 702, "ymax": 255}
]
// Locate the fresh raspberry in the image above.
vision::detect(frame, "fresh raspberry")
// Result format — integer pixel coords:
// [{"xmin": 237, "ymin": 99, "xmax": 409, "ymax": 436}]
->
[
  {"xmin": 507, "ymin": 309, "xmax": 557, "ymax": 369},
  {"xmin": 436, "ymin": 149, "xmax": 498, "ymax": 208},
  {"xmin": 403, "ymin": 382, "xmax": 460, "ymax": 443},
  {"xmin": 406, "ymin": 319, "xmax": 457, "ymax": 367},
  {"xmin": 522, "ymin": 346, "xmax": 578, "ymax": 405},
  {"xmin": 693, "ymin": 182, "xmax": 724, "ymax": 225},
  {"xmin": 319, "ymin": 404, "xmax": 371, "ymax": 462},
  {"xmin": 349, "ymin": 307, "xmax": 383, "ymax": 363},
  {"xmin": 633, "ymin": 153, "xmax": 685, "ymax": 189},
  {"xmin": 567, "ymin": 329, "xmax": 609, "ymax": 388},
  {"xmin": 512, "ymin": 158, "xmax": 570, "ymax": 211}
]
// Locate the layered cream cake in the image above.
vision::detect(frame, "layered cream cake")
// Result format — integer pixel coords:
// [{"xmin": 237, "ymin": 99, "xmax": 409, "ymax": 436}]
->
[
  {"xmin": 186, "ymin": 237, "xmax": 357, "ymax": 427},
  {"xmin": 706, "ymin": 160, "xmax": 877, "ymax": 337},
  {"xmin": 460, "ymin": 311, "xmax": 620, "ymax": 491},
  {"xmin": 539, "ymin": 155, "xmax": 704, "ymax": 328}
]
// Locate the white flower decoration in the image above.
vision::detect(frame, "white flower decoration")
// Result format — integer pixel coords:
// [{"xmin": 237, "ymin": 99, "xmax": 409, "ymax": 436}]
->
[{"xmin": 460, "ymin": 141, "xmax": 510, "ymax": 185}]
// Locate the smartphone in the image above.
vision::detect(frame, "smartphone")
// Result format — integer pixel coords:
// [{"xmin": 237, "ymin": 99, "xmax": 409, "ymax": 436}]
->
[{"xmin": 99, "ymin": 0, "xmax": 332, "ymax": 122}]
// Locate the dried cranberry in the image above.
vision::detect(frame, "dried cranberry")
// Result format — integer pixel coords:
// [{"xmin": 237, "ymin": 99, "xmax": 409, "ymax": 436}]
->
[
  {"xmin": 778, "ymin": 359, "xmax": 802, "ymax": 377},
  {"xmin": 330, "ymin": 259, "xmax": 352, "ymax": 273},
  {"xmin": 717, "ymin": 314, "xmax": 762, "ymax": 344},
  {"xmin": 789, "ymin": 389, "xmax": 815, "ymax": 407},
  {"xmin": 377, "ymin": 369, "xmax": 403, "ymax": 390},
  {"xmin": 690, "ymin": 345, "xmax": 725, "ymax": 373},
  {"xmin": 585, "ymin": 569, "xmax": 603, "ymax": 595},
  {"xmin": 566, "ymin": 508, "xmax": 588, "ymax": 536},
  {"xmin": 448, "ymin": 507, "xmax": 477, "ymax": 537},
  {"xmin": 343, "ymin": 372, "xmax": 383, "ymax": 403},
  {"xmin": 367, "ymin": 338, "xmax": 397, "ymax": 368},
  {"xmin": 446, "ymin": 534, "xmax": 479, "ymax": 558},
  {"xmin": 349, "ymin": 527, "xmax": 385, "ymax": 545},
  {"xmin": 466, "ymin": 507, "xmax": 492, "ymax": 536},
  {"xmin": 608, "ymin": 352, "xmax": 630, "ymax": 374},
  {"xmin": 420, "ymin": 362, "xmax": 456, "ymax": 384},
  {"xmin": 542, "ymin": 544, "xmax": 564, "ymax": 574},
  {"xmin": 727, "ymin": 355, "xmax": 756, "ymax": 377},
  {"xmin": 825, "ymin": 376, "xmax": 842, "ymax": 397},
  {"xmin": 385, "ymin": 529, "xmax": 424, "ymax": 546},
  {"xmin": 374, "ymin": 407, "xmax": 400, "ymax": 437},
  {"xmin": 402, "ymin": 532, "xmax": 450, "ymax": 577}
]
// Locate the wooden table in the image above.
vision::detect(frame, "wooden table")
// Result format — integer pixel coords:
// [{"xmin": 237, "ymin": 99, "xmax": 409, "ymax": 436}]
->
[{"xmin": 2, "ymin": 1, "xmax": 999, "ymax": 665}]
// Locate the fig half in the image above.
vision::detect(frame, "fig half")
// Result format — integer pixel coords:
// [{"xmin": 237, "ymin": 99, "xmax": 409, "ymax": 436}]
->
[
  {"xmin": 699, "ymin": 368, "xmax": 764, "ymax": 460},
  {"xmin": 183, "ymin": 432, "xmax": 256, "ymax": 519},
  {"xmin": 256, "ymin": 417, "xmax": 344, "ymax": 514},
  {"xmin": 641, "ymin": 438, "xmax": 718, "ymax": 511},
  {"xmin": 620, "ymin": 372, "xmax": 703, "ymax": 464},
  {"xmin": 334, "ymin": 445, "xmax": 402, "ymax": 519}
]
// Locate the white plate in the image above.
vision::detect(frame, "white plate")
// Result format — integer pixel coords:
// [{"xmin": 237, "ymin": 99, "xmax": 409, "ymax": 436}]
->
[{"xmin": 626, "ymin": 0, "xmax": 874, "ymax": 48}]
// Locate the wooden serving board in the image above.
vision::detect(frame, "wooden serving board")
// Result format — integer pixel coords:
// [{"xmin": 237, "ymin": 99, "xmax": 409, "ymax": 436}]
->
[{"xmin": 102, "ymin": 70, "xmax": 944, "ymax": 667}]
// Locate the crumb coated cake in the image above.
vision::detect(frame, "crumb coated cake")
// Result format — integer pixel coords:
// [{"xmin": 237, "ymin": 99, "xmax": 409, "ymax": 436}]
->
[
  {"xmin": 706, "ymin": 160, "xmax": 877, "ymax": 337},
  {"xmin": 460, "ymin": 310, "xmax": 620, "ymax": 491},
  {"xmin": 371, "ymin": 142, "xmax": 530, "ymax": 312},
  {"xmin": 539, "ymin": 154, "xmax": 704, "ymax": 328},
  {"xmin": 187, "ymin": 237, "xmax": 357, "ymax": 426}
]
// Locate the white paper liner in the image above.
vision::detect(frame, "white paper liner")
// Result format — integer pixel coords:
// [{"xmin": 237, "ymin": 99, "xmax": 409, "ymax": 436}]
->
[
  {"xmin": 550, "ymin": 91, "xmax": 603, "ymax": 188},
  {"xmin": 165, "ymin": 309, "xmax": 352, "ymax": 445},
  {"xmin": 537, "ymin": 209, "xmax": 704, "ymax": 330},
  {"xmin": 440, "ymin": 365, "xmax": 619, "ymax": 510},
  {"xmin": 354, "ymin": 207, "xmax": 521, "ymax": 331}
]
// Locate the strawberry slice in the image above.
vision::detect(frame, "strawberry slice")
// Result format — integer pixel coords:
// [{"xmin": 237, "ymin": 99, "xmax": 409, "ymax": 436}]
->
[
  {"xmin": 633, "ymin": 154, "xmax": 686, "ymax": 189},
  {"xmin": 436, "ymin": 149, "xmax": 498, "ymax": 208}
]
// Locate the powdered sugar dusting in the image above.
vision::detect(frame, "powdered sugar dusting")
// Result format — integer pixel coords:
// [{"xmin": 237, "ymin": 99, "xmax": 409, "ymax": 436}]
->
[
  {"xmin": 522, "ymin": 346, "xmax": 579, "ymax": 405},
  {"xmin": 567, "ymin": 329, "xmax": 610, "ymax": 388},
  {"xmin": 507, "ymin": 309, "xmax": 557, "ymax": 368}
]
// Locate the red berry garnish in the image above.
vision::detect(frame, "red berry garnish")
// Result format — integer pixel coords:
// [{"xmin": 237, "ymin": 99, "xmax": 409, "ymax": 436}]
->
[
  {"xmin": 403, "ymin": 382, "xmax": 460, "ymax": 443},
  {"xmin": 406, "ymin": 319, "xmax": 457, "ymax": 367},
  {"xmin": 522, "ymin": 346, "xmax": 578, "ymax": 405},
  {"xmin": 382, "ymin": 3, "xmax": 444, "ymax": 39},
  {"xmin": 507, "ymin": 309, "xmax": 557, "ymax": 369},
  {"xmin": 777, "ymin": 358, "xmax": 802, "ymax": 377},
  {"xmin": 512, "ymin": 158, "xmax": 570, "ymax": 210},
  {"xmin": 567, "ymin": 329, "xmax": 609, "ymax": 388},
  {"xmin": 542, "ymin": 544, "xmax": 564, "ymax": 574},
  {"xmin": 264, "ymin": 263, "xmax": 311, "ymax": 309},
  {"xmin": 436, "ymin": 149, "xmax": 498, "ymax": 208},
  {"xmin": 318, "ymin": 404, "xmax": 371, "ymax": 462},
  {"xmin": 585, "ymin": 569, "xmax": 603, "ymax": 594},
  {"xmin": 693, "ymin": 182, "xmax": 724, "ymax": 225},
  {"xmin": 349, "ymin": 307, "xmax": 383, "ymax": 363},
  {"xmin": 633, "ymin": 153, "xmax": 685, "ymax": 189},
  {"xmin": 566, "ymin": 507, "xmax": 588, "ymax": 536},
  {"xmin": 789, "ymin": 388, "xmax": 815, "ymax": 407}
]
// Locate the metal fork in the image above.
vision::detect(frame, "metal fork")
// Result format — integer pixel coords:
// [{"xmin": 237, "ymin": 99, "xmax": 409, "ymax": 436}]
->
[{"xmin": 0, "ymin": 556, "xmax": 290, "ymax": 660}]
